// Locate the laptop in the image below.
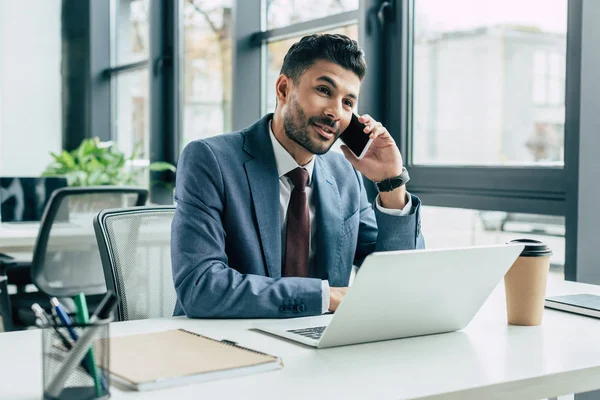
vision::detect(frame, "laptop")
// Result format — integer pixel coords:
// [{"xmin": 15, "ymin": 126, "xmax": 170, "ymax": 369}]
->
[
  {"xmin": 0, "ymin": 177, "xmax": 68, "ymax": 225},
  {"xmin": 255, "ymin": 244, "xmax": 524, "ymax": 349}
]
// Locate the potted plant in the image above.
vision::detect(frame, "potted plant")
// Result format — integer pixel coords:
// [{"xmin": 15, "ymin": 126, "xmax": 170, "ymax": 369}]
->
[{"xmin": 41, "ymin": 137, "xmax": 176, "ymax": 187}]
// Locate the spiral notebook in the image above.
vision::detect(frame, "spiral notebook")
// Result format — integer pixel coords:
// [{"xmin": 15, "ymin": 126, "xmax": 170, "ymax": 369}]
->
[{"xmin": 101, "ymin": 329, "xmax": 283, "ymax": 391}]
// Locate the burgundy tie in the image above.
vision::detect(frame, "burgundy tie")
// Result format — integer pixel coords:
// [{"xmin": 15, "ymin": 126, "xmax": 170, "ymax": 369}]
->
[{"xmin": 283, "ymin": 167, "xmax": 310, "ymax": 277}]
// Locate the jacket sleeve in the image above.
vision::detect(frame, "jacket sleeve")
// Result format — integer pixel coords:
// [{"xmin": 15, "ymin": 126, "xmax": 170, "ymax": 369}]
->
[
  {"xmin": 171, "ymin": 140, "xmax": 323, "ymax": 318},
  {"xmin": 353, "ymin": 171, "xmax": 425, "ymax": 266}
]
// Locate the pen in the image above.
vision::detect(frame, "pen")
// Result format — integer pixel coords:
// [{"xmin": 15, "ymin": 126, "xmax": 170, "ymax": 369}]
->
[
  {"xmin": 32, "ymin": 304, "xmax": 73, "ymax": 350},
  {"xmin": 31, "ymin": 303, "xmax": 53, "ymax": 327},
  {"xmin": 73, "ymin": 293, "xmax": 104, "ymax": 395},
  {"xmin": 50, "ymin": 298, "xmax": 78, "ymax": 341}
]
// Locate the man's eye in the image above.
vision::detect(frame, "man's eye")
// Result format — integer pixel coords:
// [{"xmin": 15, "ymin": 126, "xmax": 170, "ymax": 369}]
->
[
  {"xmin": 317, "ymin": 87, "xmax": 331, "ymax": 95},
  {"xmin": 344, "ymin": 100, "xmax": 354, "ymax": 108}
]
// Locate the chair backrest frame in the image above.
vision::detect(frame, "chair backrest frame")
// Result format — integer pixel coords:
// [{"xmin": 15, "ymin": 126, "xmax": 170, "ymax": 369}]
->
[
  {"xmin": 94, "ymin": 205, "xmax": 175, "ymax": 321},
  {"xmin": 30, "ymin": 186, "xmax": 148, "ymax": 296}
]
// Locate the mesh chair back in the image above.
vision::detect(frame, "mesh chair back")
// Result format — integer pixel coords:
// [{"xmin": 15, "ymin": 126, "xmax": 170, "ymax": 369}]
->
[
  {"xmin": 94, "ymin": 206, "xmax": 177, "ymax": 321},
  {"xmin": 31, "ymin": 187, "xmax": 147, "ymax": 298}
]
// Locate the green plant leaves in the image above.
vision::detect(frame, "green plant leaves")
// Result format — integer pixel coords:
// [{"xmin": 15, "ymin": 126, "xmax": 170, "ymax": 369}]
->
[
  {"xmin": 41, "ymin": 138, "xmax": 176, "ymax": 187},
  {"xmin": 148, "ymin": 162, "xmax": 177, "ymax": 173}
]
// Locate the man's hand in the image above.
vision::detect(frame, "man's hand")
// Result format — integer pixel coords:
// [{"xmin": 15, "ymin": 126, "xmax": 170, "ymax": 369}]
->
[
  {"xmin": 340, "ymin": 114, "xmax": 403, "ymax": 183},
  {"xmin": 340, "ymin": 114, "xmax": 408, "ymax": 210},
  {"xmin": 329, "ymin": 287, "xmax": 348, "ymax": 312}
]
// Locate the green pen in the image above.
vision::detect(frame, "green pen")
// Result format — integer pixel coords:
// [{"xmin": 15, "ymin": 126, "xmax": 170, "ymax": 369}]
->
[{"xmin": 73, "ymin": 292, "xmax": 104, "ymax": 396}]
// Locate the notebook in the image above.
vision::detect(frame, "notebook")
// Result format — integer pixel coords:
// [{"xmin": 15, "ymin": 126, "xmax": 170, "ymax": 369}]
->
[
  {"xmin": 100, "ymin": 329, "xmax": 283, "ymax": 391},
  {"xmin": 545, "ymin": 294, "xmax": 600, "ymax": 319}
]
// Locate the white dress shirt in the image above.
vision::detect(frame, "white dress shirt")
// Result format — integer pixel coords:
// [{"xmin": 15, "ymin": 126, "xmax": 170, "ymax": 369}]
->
[{"xmin": 268, "ymin": 121, "xmax": 413, "ymax": 313}]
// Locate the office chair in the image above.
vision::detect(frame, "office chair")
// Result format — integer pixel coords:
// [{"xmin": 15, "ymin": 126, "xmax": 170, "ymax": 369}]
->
[
  {"xmin": 1, "ymin": 187, "xmax": 147, "ymax": 331},
  {"xmin": 94, "ymin": 206, "xmax": 177, "ymax": 322}
]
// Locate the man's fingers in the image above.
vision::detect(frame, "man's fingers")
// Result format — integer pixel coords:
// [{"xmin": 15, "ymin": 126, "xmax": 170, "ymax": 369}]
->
[
  {"xmin": 364, "ymin": 121, "xmax": 382, "ymax": 133},
  {"xmin": 369, "ymin": 126, "xmax": 388, "ymax": 140},
  {"xmin": 358, "ymin": 114, "xmax": 372, "ymax": 125}
]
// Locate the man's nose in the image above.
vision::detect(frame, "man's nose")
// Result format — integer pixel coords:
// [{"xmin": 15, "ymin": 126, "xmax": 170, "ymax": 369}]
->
[{"xmin": 324, "ymin": 102, "xmax": 344, "ymax": 122}]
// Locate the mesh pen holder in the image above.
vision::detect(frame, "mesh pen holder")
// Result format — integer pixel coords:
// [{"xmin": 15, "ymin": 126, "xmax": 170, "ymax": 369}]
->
[{"xmin": 42, "ymin": 318, "xmax": 112, "ymax": 400}]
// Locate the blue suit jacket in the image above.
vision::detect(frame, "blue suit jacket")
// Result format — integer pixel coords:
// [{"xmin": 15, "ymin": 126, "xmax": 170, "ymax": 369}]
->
[{"xmin": 171, "ymin": 114, "xmax": 425, "ymax": 318}]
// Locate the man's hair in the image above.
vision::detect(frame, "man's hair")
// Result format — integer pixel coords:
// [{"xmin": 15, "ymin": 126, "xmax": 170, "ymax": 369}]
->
[{"xmin": 280, "ymin": 34, "xmax": 367, "ymax": 82}]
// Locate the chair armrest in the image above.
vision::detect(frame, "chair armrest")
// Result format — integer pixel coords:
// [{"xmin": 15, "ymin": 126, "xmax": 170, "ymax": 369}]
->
[
  {"xmin": 0, "ymin": 254, "xmax": 16, "ymax": 276},
  {"xmin": 0, "ymin": 253, "xmax": 33, "ymax": 287}
]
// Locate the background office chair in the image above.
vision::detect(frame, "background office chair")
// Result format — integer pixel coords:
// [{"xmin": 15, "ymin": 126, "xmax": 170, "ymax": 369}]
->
[
  {"xmin": 94, "ymin": 206, "xmax": 177, "ymax": 321},
  {"xmin": 1, "ymin": 186, "xmax": 147, "ymax": 331}
]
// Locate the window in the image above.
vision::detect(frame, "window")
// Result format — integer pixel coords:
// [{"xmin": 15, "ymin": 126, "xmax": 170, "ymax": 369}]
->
[
  {"xmin": 422, "ymin": 206, "xmax": 565, "ymax": 279},
  {"xmin": 533, "ymin": 51, "xmax": 565, "ymax": 106},
  {"xmin": 266, "ymin": 0, "xmax": 358, "ymax": 29},
  {"xmin": 114, "ymin": 69, "xmax": 149, "ymax": 160},
  {"xmin": 412, "ymin": 0, "xmax": 567, "ymax": 166},
  {"xmin": 181, "ymin": 0, "xmax": 233, "ymax": 150},
  {"xmin": 114, "ymin": 0, "xmax": 149, "ymax": 65},
  {"xmin": 109, "ymin": 0, "xmax": 151, "ymax": 186}
]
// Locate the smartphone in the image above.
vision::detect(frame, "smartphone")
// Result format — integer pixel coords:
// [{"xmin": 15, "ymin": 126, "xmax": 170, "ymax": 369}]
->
[{"xmin": 339, "ymin": 113, "xmax": 373, "ymax": 159}]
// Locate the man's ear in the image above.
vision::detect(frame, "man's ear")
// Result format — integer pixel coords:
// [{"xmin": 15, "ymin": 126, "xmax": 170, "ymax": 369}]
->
[{"xmin": 275, "ymin": 74, "xmax": 291, "ymax": 105}]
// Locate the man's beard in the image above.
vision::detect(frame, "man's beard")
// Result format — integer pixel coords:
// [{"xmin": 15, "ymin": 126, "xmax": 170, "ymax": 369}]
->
[{"xmin": 283, "ymin": 95, "xmax": 340, "ymax": 155}]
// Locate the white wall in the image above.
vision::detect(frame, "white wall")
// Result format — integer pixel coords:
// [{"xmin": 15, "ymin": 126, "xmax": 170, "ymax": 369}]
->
[{"xmin": 0, "ymin": 0, "xmax": 62, "ymax": 176}]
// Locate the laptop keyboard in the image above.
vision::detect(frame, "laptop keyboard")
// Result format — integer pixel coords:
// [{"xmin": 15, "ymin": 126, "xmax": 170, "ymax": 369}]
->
[{"xmin": 287, "ymin": 326, "xmax": 326, "ymax": 340}]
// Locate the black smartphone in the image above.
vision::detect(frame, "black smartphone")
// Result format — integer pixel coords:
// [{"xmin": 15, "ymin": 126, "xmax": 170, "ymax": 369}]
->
[{"xmin": 339, "ymin": 113, "xmax": 373, "ymax": 159}]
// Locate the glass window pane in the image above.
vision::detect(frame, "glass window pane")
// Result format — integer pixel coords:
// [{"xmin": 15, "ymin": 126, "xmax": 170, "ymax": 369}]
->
[
  {"xmin": 267, "ymin": 0, "xmax": 358, "ymax": 30},
  {"xmin": 412, "ymin": 0, "xmax": 567, "ymax": 166},
  {"xmin": 422, "ymin": 206, "xmax": 565, "ymax": 279},
  {"xmin": 114, "ymin": 69, "xmax": 149, "ymax": 163},
  {"xmin": 548, "ymin": 79, "xmax": 561, "ymax": 105},
  {"xmin": 114, "ymin": 0, "xmax": 149, "ymax": 65},
  {"xmin": 181, "ymin": 0, "xmax": 233, "ymax": 151},
  {"xmin": 533, "ymin": 76, "xmax": 547, "ymax": 105},
  {"xmin": 549, "ymin": 52, "xmax": 561, "ymax": 77}
]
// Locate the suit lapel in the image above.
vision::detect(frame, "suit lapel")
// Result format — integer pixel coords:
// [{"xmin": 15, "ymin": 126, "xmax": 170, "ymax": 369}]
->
[
  {"xmin": 313, "ymin": 157, "xmax": 343, "ymax": 283},
  {"xmin": 243, "ymin": 115, "xmax": 281, "ymax": 278}
]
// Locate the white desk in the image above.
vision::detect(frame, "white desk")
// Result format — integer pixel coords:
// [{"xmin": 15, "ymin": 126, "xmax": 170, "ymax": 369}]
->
[
  {"xmin": 0, "ymin": 222, "xmax": 166, "ymax": 254},
  {"xmin": 0, "ymin": 224, "xmax": 40, "ymax": 254},
  {"xmin": 2, "ymin": 277, "xmax": 600, "ymax": 400},
  {"xmin": 0, "ymin": 224, "xmax": 95, "ymax": 254}
]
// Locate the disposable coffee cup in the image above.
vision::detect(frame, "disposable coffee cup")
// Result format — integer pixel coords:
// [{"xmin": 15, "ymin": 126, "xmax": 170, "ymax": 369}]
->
[{"xmin": 504, "ymin": 239, "xmax": 552, "ymax": 326}]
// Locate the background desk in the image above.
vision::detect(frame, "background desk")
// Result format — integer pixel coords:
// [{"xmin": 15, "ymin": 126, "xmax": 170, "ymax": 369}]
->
[
  {"xmin": 0, "ymin": 224, "xmax": 40, "ymax": 254},
  {"xmin": 2, "ymin": 277, "xmax": 600, "ymax": 399},
  {"xmin": 0, "ymin": 223, "xmax": 99, "ymax": 255}
]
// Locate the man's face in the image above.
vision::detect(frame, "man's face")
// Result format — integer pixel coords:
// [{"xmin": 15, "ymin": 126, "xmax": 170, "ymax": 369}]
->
[{"xmin": 281, "ymin": 60, "xmax": 361, "ymax": 155}]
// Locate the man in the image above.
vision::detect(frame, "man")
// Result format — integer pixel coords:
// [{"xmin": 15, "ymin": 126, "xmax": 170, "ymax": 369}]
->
[{"xmin": 172, "ymin": 34, "xmax": 425, "ymax": 319}]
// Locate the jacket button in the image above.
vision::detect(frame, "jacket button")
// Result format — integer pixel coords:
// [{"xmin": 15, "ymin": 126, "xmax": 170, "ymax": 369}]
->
[
  {"xmin": 279, "ymin": 305, "xmax": 287, "ymax": 313},
  {"xmin": 297, "ymin": 304, "xmax": 306, "ymax": 312}
]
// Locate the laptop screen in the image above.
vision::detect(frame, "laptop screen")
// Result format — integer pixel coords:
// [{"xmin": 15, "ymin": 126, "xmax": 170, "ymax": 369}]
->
[{"xmin": 0, "ymin": 177, "xmax": 68, "ymax": 223}]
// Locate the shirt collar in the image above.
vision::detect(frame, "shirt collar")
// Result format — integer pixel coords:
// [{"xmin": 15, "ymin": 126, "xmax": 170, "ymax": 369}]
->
[{"xmin": 268, "ymin": 120, "xmax": 315, "ymax": 185}]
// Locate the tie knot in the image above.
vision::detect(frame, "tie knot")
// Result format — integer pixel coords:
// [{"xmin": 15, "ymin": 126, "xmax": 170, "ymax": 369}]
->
[{"xmin": 286, "ymin": 167, "xmax": 309, "ymax": 191}]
